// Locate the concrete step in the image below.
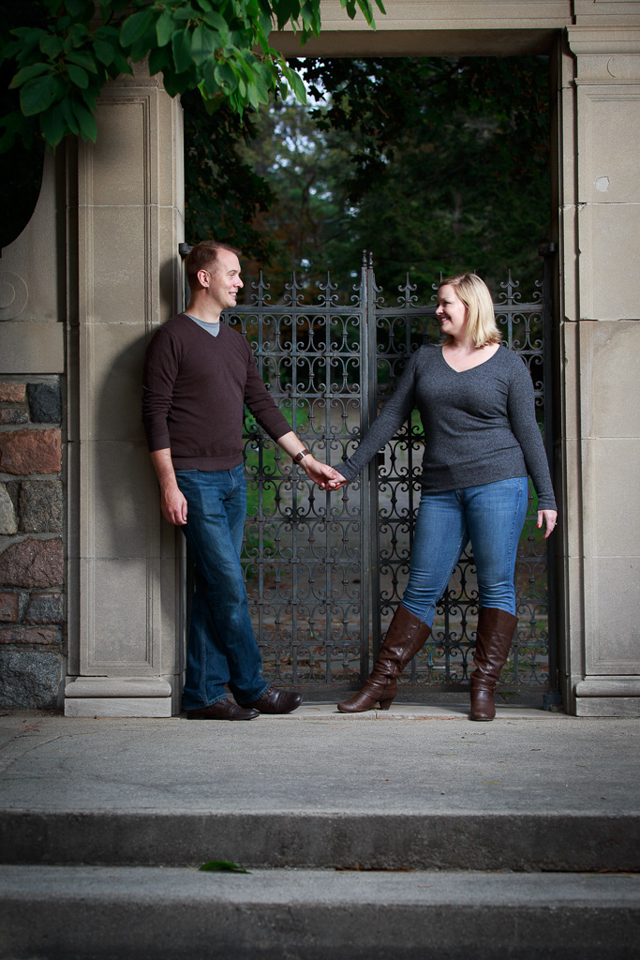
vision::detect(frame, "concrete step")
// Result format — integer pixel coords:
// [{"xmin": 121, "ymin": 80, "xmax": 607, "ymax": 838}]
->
[
  {"xmin": 2, "ymin": 709, "xmax": 640, "ymax": 874},
  {"xmin": 1, "ymin": 866, "xmax": 639, "ymax": 960},
  {"xmin": 2, "ymin": 809, "xmax": 640, "ymax": 872}
]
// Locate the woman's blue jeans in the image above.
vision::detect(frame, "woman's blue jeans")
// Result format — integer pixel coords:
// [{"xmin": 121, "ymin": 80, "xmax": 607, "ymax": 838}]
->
[
  {"xmin": 175, "ymin": 465, "xmax": 269, "ymax": 710},
  {"xmin": 401, "ymin": 477, "xmax": 528, "ymax": 625}
]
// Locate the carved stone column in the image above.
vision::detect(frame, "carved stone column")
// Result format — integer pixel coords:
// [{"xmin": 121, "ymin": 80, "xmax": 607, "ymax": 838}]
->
[
  {"xmin": 64, "ymin": 65, "xmax": 185, "ymax": 716},
  {"xmin": 560, "ymin": 27, "xmax": 640, "ymax": 715}
]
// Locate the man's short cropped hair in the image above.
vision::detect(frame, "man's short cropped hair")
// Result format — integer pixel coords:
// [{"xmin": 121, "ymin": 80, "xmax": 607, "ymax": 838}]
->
[{"xmin": 184, "ymin": 240, "xmax": 242, "ymax": 286}]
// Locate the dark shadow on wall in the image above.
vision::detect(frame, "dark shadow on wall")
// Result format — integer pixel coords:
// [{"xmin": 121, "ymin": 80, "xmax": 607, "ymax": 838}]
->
[{"xmin": 94, "ymin": 323, "xmax": 183, "ymax": 652}]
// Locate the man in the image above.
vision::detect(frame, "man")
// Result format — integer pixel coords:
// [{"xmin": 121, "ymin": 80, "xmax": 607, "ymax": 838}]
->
[{"xmin": 143, "ymin": 240, "xmax": 337, "ymax": 720}]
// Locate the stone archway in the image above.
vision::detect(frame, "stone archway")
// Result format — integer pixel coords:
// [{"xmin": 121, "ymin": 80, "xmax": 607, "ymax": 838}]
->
[{"xmin": 3, "ymin": 2, "xmax": 638, "ymax": 717}]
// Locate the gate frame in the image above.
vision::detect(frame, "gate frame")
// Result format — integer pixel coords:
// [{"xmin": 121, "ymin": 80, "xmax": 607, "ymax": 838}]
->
[{"xmin": 222, "ymin": 249, "xmax": 558, "ymax": 702}]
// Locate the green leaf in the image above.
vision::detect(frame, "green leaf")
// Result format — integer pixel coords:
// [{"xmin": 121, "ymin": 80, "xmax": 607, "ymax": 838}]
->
[
  {"xmin": 172, "ymin": 5, "xmax": 199, "ymax": 21},
  {"xmin": 299, "ymin": 0, "xmax": 321, "ymax": 36},
  {"xmin": 40, "ymin": 102, "xmax": 66, "ymax": 148},
  {"xmin": 201, "ymin": 9, "xmax": 230, "ymax": 42},
  {"xmin": 258, "ymin": 10, "xmax": 273, "ymax": 39},
  {"xmin": 65, "ymin": 0, "xmax": 92, "ymax": 16},
  {"xmin": 356, "ymin": 0, "xmax": 384, "ymax": 26},
  {"xmin": 20, "ymin": 74, "xmax": 59, "ymax": 116},
  {"xmin": 156, "ymin": 11, "xmax": 175, "ymax": 48},
  {"xmin": 11, "ymin": 26, "xmax": 47, "ymax": 47},
  {"xmin": 61, "ymin": 97, "xmax": 80, "ymax": 135},
  {"xmin": 79, "ymin": 84, "xmax": 99, "ymax": 111},
  {"xmin": 67, "ymin": 64, "xmax": 89, "ymax": 88},
  {"xmin": 237, "ymin": 52, "xmax": 257, "ymax": 83},
  {"xmin": 2, "ymin": 39, "xmax": 22, "ymax": 60},
  {"xmin": 109, "ymin": 51, "xmax": 133, "ymax": 76},
  {"xmin": 120, "ymin": 9, "xmax": 153, "ymax": 48},
  {"xmin": 93, "ymin": 39, "xmax": 115, "ymax": 66},
  {"xmin": 340, "ymin": 0, "xmax": 384, "ymax": 26},
  {"xmin": 199, "ymin": 860, "xmax": 250, "ymax": 874},
  {"xmin": 253, "ymin": 72, "xmax": 270, "ymax": 103},
  {"xmin": 214, "ymin": 62, "xmax": 237, "ymax": 93},
  {"xmin": 149, "ymin": 45, "xmax": 172, "ymax": 76},
  {"xmin": 201, "ymin": 92, "xmax": 223, "ymax": 115},
  {"xmin": 99, "ymin": 0, "xmax": 129, "ymax": 15},
  {"xmin": 66, "ymin": 23, "xmax": 90, "ymax": 49},
  {"xmin": 199, "ymin": 59, "xmax": 218, "ymax": 97},
  {"xmin": 72, "ymin": 100, "xmax": 97, "ymax": 142},
  {"xmin": 191, "ymin": 25, "xmax": 219, "ymax": 65},
  {"xmin": 172, "ymin": 28, "xmax": 193, "ymax": 74},
  {"xmin": 94, "ymin": 24, "xmax": 120, "ymax": 41},
  {"xmin": 284, "ymin": 67, "xmax": 307, "ymax": 104},
  {"xmin": 40, "ymin": 35, "xmax": 65, "ymax": 59},
  {"xmin": 9, "ymin": 63, "xmax": 53, "ymax": 90},
  {"xmin": 67, "ymin": 50, "xmax": 98, "ymax": 73},
  {"xmin": 273, "ymin": 0, "xmax": 302, "ymax": 30},
  {"xmin": 246, "ymin": 82, "xmax": 259, "ymax": 110},
  {"xmin": 130, "ymin": 23, "xmax": 159, "ymax": 64},
  {"xmin": 161, "ymin": 69, "xmax": 185, "ymax": 98}
]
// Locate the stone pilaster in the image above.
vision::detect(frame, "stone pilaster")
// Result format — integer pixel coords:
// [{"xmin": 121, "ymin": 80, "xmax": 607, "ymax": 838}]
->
[
  {"xmin": 560, "ymin": 27, "xmax": 640, "ymax": 715},
  {"xmin": 64, "ymin": 64, "xmax": 185, "ymax": 717}
]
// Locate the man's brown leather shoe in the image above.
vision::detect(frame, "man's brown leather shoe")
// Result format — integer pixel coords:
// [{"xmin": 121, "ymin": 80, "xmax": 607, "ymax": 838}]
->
[
  {"xmin": 185, "ymin": 698, "xmax": 259, "ymax": 721},
  {"xmin": 246, "ymin": 686, "xmax": 302, "ymax": 714}
]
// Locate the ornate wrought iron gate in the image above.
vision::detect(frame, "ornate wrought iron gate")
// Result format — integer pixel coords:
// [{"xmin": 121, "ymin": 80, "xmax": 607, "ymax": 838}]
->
[{"xmin": 226, "ymin": 253, "xmax": 556, "ymax": 700}]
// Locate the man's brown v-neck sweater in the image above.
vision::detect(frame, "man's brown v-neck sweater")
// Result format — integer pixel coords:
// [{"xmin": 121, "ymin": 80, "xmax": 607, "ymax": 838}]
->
[{"xmin": 142, "ymin": 313, "xmax": 291, "ymax": 470}]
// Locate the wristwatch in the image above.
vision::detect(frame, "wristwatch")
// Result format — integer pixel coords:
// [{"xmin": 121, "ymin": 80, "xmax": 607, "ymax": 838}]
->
[{"xmin": 293, "ymin": 448, "xmax": 311, "ymax": 463}]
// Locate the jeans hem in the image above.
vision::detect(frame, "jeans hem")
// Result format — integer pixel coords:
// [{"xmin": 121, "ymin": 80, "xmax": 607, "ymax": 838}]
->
[
  {"xmin": 237, "ymin": 681, "xmax": 271, "ymax": 707},
  {"xmin": 182, "ymin": 693, "xmax": 229, "ymax": 711}
]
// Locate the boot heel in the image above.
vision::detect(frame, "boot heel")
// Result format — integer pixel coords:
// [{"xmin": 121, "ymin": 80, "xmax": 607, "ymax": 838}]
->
[{"xmin": 378, "ymin": 697, "xmax": 394, "ymax": 710}]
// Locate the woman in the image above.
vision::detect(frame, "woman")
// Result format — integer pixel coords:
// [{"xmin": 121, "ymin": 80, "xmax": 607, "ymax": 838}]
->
[{"xmin": 330, "ymin": 273, "xmax": 557, "ymax": 721}]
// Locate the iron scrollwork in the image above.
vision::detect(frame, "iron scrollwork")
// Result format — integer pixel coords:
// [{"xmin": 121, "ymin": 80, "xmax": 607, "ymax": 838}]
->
[{"xmin": 226, "ymin": 258, "xmax": 554, "ymax": 695}]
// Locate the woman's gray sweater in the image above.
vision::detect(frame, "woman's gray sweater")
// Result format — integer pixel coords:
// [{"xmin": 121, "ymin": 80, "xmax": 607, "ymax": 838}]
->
[{"xmin": 339, "ymin": 344, "xmax": 557, "ymax": 511}]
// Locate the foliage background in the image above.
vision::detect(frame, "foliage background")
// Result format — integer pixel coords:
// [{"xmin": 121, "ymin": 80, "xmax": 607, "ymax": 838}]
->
[
  {"xmin": 185, "ymin": 56, "xmax": 551, "ymax": 302},
  {"xmin": 1, "ymin": 11, "xmax": 551, "ymax": 303}
]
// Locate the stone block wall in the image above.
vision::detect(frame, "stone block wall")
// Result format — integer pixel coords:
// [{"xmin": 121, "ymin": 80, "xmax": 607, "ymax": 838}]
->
[{"xmin": 0, "ymin": 378, "xmax": 64, "ymax": 709}]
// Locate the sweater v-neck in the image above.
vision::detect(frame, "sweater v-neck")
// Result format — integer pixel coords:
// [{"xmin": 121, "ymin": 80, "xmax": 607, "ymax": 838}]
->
[
  {"xmin": 439, "ymin": 343, "xmax": 501, "ymax": 374},
  {"xmin": 183, "ymin": 312, "xmax": 224, "ymax": 338}
]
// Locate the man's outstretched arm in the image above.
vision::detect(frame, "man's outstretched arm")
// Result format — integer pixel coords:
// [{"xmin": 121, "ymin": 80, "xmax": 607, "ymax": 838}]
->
[{"xmin": 149, "ymin": 449, "xmax": 188, "ymax": 525}]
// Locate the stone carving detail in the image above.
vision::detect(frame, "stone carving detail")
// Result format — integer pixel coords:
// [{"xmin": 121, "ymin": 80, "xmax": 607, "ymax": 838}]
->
[{"xmin": 0, "ymin": 271, "xmax": 28, "ymax": 321}]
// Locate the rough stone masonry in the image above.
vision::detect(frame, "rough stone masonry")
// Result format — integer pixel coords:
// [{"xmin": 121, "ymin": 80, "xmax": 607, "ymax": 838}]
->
[{"xmin": 0, "ymin": 379, "xmax": 64, "ymax": 709}]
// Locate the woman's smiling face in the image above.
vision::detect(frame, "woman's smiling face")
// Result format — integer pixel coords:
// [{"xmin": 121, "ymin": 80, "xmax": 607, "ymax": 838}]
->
[{"xmin": 436, "ymin": 284, "xmax": 469, "ymax": 340}]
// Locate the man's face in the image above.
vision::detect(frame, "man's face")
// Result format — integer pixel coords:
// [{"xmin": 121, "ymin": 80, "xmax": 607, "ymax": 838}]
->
[{"xmin": 204, "ymin": 249, "xmax": 243, "ymax": 311}]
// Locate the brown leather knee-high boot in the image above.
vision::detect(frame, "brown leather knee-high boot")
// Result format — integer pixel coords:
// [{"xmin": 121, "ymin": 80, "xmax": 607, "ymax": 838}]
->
[
  {"xmin": 337, "ymin": 605, "xmax": 431, "ymax": 713},
  {"xmin": 469, "ymin": 607, "xmax": 518, "ymax": 722}
]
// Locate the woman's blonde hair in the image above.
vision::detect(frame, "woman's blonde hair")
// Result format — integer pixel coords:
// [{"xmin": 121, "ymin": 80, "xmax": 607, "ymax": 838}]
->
[{"xmin": 438, "ymin": 273, "xmax": 501, "ymax": 348}]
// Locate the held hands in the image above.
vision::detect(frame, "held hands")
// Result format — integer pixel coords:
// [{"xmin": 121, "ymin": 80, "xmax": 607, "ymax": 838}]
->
[
  {"xmin": 300, "ymin": 457, "xmax": 349, "ymax": 491},
  {"xmin": 326, "ymin": 469, "xmax": 349, "ymax": 490},
  {"xmin": 537, "ymin": 509, "xmax": 557, "ymax": 539}
]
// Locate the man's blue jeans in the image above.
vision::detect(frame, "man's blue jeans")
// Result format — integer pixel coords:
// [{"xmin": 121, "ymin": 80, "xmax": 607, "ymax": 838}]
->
[
  {"xmin": 175, "ymin": 465, "xmax": 269, "ymax": 710},
  {"xmin": 401, "ymin": 477, "xmax": 529, "ymax": 625}
]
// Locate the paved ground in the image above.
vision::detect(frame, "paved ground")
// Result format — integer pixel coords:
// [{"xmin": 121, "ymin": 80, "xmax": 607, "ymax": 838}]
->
[{"xmin": 1, "ymin": 703, "xmax": 638, "ymax": 818}]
